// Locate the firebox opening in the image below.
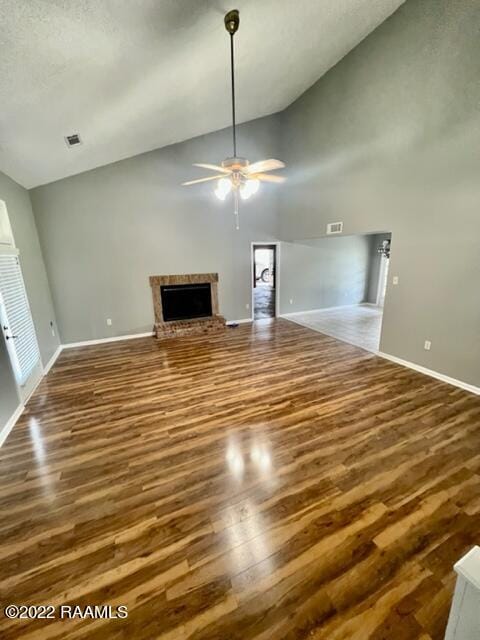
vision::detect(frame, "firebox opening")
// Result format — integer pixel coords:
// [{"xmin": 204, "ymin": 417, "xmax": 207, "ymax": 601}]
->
[{"xmin": 161, "ymin": 283, "xmax": 212, "ymax": 322}]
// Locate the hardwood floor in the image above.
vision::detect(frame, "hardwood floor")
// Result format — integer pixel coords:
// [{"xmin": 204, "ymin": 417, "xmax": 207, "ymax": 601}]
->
[{"xmin": 1, "ymin": 319, "xmax": 479, "ymax": 639}]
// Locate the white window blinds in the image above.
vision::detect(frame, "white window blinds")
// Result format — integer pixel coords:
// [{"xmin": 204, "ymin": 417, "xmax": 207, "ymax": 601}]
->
[{"xmin": 0, "ymin": 254, "xmax": 40, "ymax": 385}]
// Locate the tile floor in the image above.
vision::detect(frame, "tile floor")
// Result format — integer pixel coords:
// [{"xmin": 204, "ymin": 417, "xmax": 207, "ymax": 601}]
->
[{"xmin": 286, "ymin": 304, "xmax": 383, "ymax": 352}]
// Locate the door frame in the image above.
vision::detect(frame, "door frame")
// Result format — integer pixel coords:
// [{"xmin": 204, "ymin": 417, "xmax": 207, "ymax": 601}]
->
[{"xmin": 250, "ymin": 242, "xmax": 280, "ymax": 319}]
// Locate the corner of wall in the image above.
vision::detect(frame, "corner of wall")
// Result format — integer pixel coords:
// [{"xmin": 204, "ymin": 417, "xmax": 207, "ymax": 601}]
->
[{"xmin": 0, "ymin": 169, "xmax": 61, "ymax": 366}]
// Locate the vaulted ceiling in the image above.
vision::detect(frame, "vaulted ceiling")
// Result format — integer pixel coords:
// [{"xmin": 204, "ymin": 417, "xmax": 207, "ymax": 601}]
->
[{"xmin": 0, "ymin": 0, "xmax": 404, "ymax": 188}]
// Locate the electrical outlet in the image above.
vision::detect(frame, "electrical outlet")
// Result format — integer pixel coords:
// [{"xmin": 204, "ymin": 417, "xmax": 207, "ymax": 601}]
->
[
  {"xmin": 424, "ymin": 340, "xmax": 432, "ymax": 351},
  {"xmin": 392, "ymin": 276, "xmax": 399, "ymax": 285},
  {"xmin": 289, "ymin": 299, "xmax": 293, "ymax": 305},
  {"xmin": 245, "ymin": 303, "xmax": 250, "ymax": 310},
  {"xmin": 106, "ymin": 318, "xmax": 112, "ymax": 326}
]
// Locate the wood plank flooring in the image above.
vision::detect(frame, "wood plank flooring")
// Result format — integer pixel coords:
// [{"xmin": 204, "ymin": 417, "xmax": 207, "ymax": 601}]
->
[{"xmin": 0, "ymin": 319, "xmax": 479, "ymax": 639}]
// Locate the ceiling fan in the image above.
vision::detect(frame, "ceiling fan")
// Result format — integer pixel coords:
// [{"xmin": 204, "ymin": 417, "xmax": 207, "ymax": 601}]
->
[{"xmin": 182, "ymin": 9, "xmax": 286, "ymax": 229}]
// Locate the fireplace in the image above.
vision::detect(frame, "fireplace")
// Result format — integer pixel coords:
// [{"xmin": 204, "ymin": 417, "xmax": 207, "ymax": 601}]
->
[
  {"xmin": 161, "ymin": 283, "xmax": 212, "ymax": 322},
  {"xmin": 149, "ymin": 273, "xmax": 226, "ymax": 339}
]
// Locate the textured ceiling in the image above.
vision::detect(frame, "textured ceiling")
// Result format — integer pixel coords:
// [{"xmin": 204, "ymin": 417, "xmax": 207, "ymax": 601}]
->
[{"xmin": 0, "ymin": 0, "xmax": 404, "ymax": 188}]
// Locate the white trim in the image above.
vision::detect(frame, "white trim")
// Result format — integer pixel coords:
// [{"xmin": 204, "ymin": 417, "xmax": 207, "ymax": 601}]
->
[
  {"xmin": 0, "ymin": 246, "xmax": 19, "ymax": 256},
  {"xmin": 251, "ymin": 241, "xmax": 281, "ymax": 319},
  {"xmin": 454, "ymin": 546, "xmax": 480, "ymax": 591},
  {"xmin": 445, "ymin": 546, "xmax": 480, "ymax": 640},
  {"xmin": 377, "ymin": 351, "xmax": 480, "ymax": 396},
  {"xmin": 21, "ymin": 368, "xmax": 45, "ymax": 405},
  {"xmin": 453, "ymin": 546, "xmax": 480, "ymax": 591},
  {"xmin": 42, "ymin": 344, "xmax": 63, "ymax": 374},
  {"xmin": 226, "ymin": 318, "xmax": 253, "ymax": 325},
  {"xmin": 62, "ymin": 331, "xmax": 154, "ymax": 349},
  {"xmin": 0, "ymin": 403, "xmax": 24, "ymax": 448}
]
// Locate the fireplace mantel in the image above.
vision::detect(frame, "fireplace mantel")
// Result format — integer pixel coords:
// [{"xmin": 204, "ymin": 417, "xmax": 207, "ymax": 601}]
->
[{"xmin": 149, "ymin": 273, "xmax": 225, "ymax": 339}]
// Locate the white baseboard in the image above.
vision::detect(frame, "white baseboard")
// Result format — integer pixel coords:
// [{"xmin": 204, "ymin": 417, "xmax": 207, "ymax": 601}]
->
[
  {"xmin": 62, "ymin": 331, "xmax": 154, "ymax": 349},
  {"xmin": 377, "ymin": 351, "xmax": 480, "ymax": 396},
  {"xmin": 226, "ymin": 318, "xmax": 253, "ymax": 325},
  {"xmin": 0, "ymin": 403, "xmax": 24, "ymax": 448},
  {"xmin": 42, "ymin": 344, "xmax": 63, "ymax": 374}
]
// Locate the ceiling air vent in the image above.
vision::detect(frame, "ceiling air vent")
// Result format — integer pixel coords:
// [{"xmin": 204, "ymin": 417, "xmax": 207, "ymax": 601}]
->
[
  {"xmin": 326, "ymin": 221, "xmax": 343, "ymax": 235},
  {"xmin": 64, "ymin": 133, "xmax": 82, "ymax": 147}
]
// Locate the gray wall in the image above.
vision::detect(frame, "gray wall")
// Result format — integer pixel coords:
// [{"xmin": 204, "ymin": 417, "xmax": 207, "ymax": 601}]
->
[
  {"xmin": 0, "ymin": 170, "xmax": 59, "ymax": 429},
  {"xmin": 0, "ymin": 171, "xmax": 60, "ymax": 366},
  {"xmin": 31, "ymin": 115, "xmax": 281, "ymax": 343},
  {"xmin": 280, "ymin": 234, "xmax": 375, "ymax": 314},
  {"xmin": 278, "ymin": 0, "xmax": 480, "ymax": 386}
]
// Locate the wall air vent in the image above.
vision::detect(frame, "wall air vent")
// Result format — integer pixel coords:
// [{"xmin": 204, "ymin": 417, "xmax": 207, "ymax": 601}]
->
[
  {"xmin": 64, "ymin": 133, "xmax": 82, "ymax": 147},
  {"xmin": 326, "ymin": 221, "xmax": 343, "ymax": 235}
]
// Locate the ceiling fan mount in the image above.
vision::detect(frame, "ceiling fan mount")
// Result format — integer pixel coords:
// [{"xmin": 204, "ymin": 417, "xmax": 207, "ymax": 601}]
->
[
  {"xmin": 182, "ymin": 9, "xmax": 286, "ymax": 229},
  {"xmin": 222, "ymin": 157, "xmax": 248, "ymax": 170}
]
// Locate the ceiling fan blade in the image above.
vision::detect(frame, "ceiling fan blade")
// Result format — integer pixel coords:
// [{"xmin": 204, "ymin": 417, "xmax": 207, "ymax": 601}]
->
[
  {"xmin": 253, "ymin": 173, "xmax": 286, "ymax": 183},
  {"xmin": 182, "ymin": 175, "xmax": 226, "ymax": 186},
  {"xmin": 193, "ymin": 163, "xmax": 232, "ymax": 174},
  {"xmin": 244, "ymin": 159, "xmax": 285, "ymax": 174}
]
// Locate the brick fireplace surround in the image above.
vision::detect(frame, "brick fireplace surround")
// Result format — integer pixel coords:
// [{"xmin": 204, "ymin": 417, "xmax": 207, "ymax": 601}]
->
[{"xmin": 149, "ymin": 273, "xmax": 226, "ymax": 339}]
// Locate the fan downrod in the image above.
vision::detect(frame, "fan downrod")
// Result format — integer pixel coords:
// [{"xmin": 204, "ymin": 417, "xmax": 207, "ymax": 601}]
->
[{"xmin": 224, "ymin": 9, "xmax": 239, "ymax": 35}]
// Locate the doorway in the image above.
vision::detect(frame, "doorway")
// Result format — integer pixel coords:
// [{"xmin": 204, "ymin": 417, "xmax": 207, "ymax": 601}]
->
[
  {"xmin": 281, "ymin": 233, "xmax": 392, "ymax": 353},
  {"xmin": 252, "ymin": 244, "xmax": 277, "ymax": 320}
]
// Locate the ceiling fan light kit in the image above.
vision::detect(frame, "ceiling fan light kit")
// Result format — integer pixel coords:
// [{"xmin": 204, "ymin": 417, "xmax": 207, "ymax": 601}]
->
[{"xmin": 182, "ymin": 9, "xmax": 286, "ymax": 229}]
